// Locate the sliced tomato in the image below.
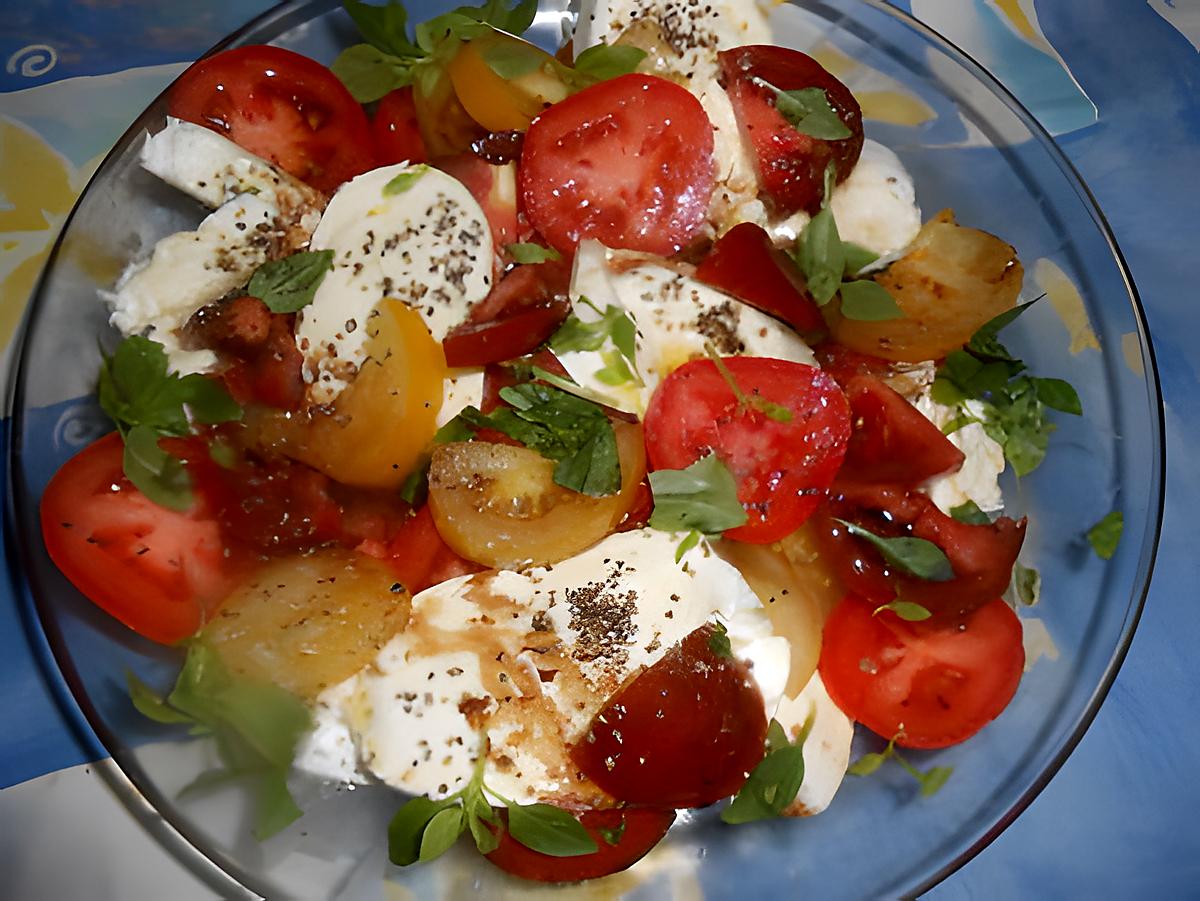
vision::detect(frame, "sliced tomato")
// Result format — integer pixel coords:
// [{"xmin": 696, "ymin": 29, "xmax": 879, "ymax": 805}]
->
[
  {"xmin": 571, "ymin": 624, "xmax": 767, "ymax": 807},
  {"xmin": 520, "ymin": 74, "xmax": 715, "ymax": 256},
  {"xmin": 819, "ymin": 594, "xmax": 1024, "ymax": 748},
  {"xmin": 39, "ymin": 433, "xmax": 245, "ymax": 644},
  {"xmin": 442, "ymin": 298, "xmax": 570, "ymax": 367},
  {"xmin": 818, "ymin": 488, "xmax": 1026, "ymax": 621},
  {"xmin": 694, "ymin": 222, "xmax": 825, "ymax": 334},
  {"xmin": 812, "ymin": 341, "xmax": 899, "ymax": 389},
  {"xmin": 465, "ymin": 259, "xmax": 572, "ymax": 326},
  {"xmin": 718, "ymin": 46, "xmax": 863, "ymax": 216},
  {"xmin": 644, "ymin": 357, "xmax": 851, "ymax": 544},
  {"xmin": 372, "ymin": 87, "xmax": 427, "ymax": 165},
  {"xmin": 433, "ymin": 153, "xmax": 519, "ymax": 255},
  {"xmin": 362, "ymin": 504, "xmax": 484, "ymax": 595},
  {"xmin": 168, "ymin": 45, "xmax": 376, "ymax": 194},
  {"xmin": 485, "ymin": 806, "xmax": 676, "ymax": 883},
  {"xmin": 836, "ymin": 375, "xmax": 965, "ymax": 488}
]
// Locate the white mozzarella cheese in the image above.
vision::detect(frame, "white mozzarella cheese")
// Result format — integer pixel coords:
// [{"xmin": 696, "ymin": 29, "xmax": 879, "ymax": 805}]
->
[
  {"xmin": 437, "ymin": 368, "xmax": 485, "ymax": 427},
  {"xmin": 296, "ymin": 529, "xmax": 790, "ymax": 804},
  {"xmin": 104, "ymin": 193, "xmax": 283, "ymax": 374},
  {"xmin": 295, "ymin": 164, "xmax": 493, "ymax": 405},
  {"xmin": 773, "ymin": 671, "xmax": 854, "ymax": 817},
  {"xmin": 140, "ymin": 118, "xmax": 324, "ymax": 243},
  {"xmin": 914, "ymin": 392, "xmax": 1006, "ymax": 513}
]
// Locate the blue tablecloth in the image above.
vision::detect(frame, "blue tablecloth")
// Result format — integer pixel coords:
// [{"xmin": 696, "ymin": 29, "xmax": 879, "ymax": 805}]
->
[{"xmin": 2, "ymin": 1, "xmax": 1198, "ymax": 896}]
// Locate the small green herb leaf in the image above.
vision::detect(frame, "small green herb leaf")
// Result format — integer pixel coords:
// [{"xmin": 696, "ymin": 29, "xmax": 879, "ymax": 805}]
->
[
  {"xmin": 674, "ymin": 529, "xmax": 702, "ymax": 563},
  {"xmin": 505, "ymin": 803, "xmax": 598, "ymax": 857},
  {"xmin": 506, "ymin": 242, "xmax": 562, "ymax": 264},
  {"xmin": 949, "ymin": 500, "xmax": 990, "ymax": 525},
  {"xmin": 331, "ymin": 42, "xmax": 416, "ymax": 102},
  {"xmin": 721, "ymin": 731, "xmax": 807, "ymax": 825},
  {"xmin": 966, "ymin": 300, "xmax": 1039, "ymax": 360},
  {"xmin": 383, "ymin": 164, "xmax": 431, "ymax": 196},
  {"xmin": 126, "ymin": 671, "xmax": 195, "ymax": 725},
  {"xmin": 917, "ymin": 765, "xmax": 954, "ymax": 797},
  {"xmin": 838, "ymin": 279, "xmax": 903, "ymax": 321},
  {"xmin": 481, "ymin": 38, "xmax": 545, "ymax": 79},
  {"xmin": 1009, "ymin": 561, "xmax": 1041, "ymax": 606},
  {"xmin": 848, "ymin": 735, "xmax": 954, "ymax": 799},
  {"xmin": 873, "ymin": 600, "xmax": 932, "ymax": 621},
  {"xmin": 388, "ymin": 796, "xmax": 453, "ymax": 866},
  {"xmin": 756, "ymin": 80, "xmax": 851, "ymax": 140},
  {"xmin": 836, "ymin": 520, "xmax": 955, "ymax": 582},
  {"xmin": 707, "ymin": 620, "xmax": 733, "ymax": 659},
  {"xmin": 1033, "ymin": 377, "xmax": 1082, "ymax": 415},
  {"xmin": 765, "ymin": 719, "xmax": 790, "ymax": 755},
  {"xmin": 248, "ymin": 249, "xmax": 335, "ymax": 314},
  {"xmin": 122, "ymin": 424, "xmax": 194, "ymax": 511},
  {"xmin": 647, "ymin": 453, "xmax": 748, "ymax": 534},
  {"xmin": 598, "ymin": 818, "xmax": 626, "ymax": 846},
  {"xmin": 343, "ymin": 0, "xmax": 422, "ymax": 58},
  {"xmin": 842, "ymin": 241, "xmax": 880, "ymax": 276},
  {"xmin": 573, "ymin": 42, "xmax": 647, "ymax": 81},
  {"xmin": 467, "ymin": 808, "xmax": 501, "ymax": 854},
  {"xmin": 846, "ymin": 752, "xmax": 887, "ymax": 777},
  {"xmin": 434, "ymin": 416, "xmax": 475, "ymax": 444},
  {"xmin": 795, "ymin": 207, "xmax": 843, "ymax": 305},
  {"xmin": 702, "ymin": 342, "xmax": 792, "ymax": 423},
  {"xmin": 398, "ymin": 461, "xmax": 430, "ymax": 505},
  {"xmin": 1086, "ymin": 510, "xmax": 1123, "ymax": 560},
  {"xmin": 419, "ymin": 805, "xmax": 466, "ymax": 861}
]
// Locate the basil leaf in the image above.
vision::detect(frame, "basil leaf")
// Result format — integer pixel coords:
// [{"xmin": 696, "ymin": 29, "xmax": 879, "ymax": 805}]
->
[
  {"xmin": 838, "ymin": 279, "xmax": 903, "ymax": 321},
  {"xmin": 248, "ymin": 249, "xmax": 335, "ymax": 313},
  {"xmin": 122, "ymin": 425, "xmax": 193, "ymax": 512},
  {"xmin": 506, "ymin": 803, "xmax": 598, "ymax": 857},
  {"xmin": 126, "ymin": 671, "xmax": 195, "ymax": 725},
  {"xmin": 573, "ymin": 42, "xmax": 647, "ymax": 81},
  {"xmin": 842, "ymin": 242, "xmax": 879, "ymax": 276},
  {"xmin": 343, "ymin": 0, "xmax": 422, "ymax": 57},
  {"xmin": 506, "ymin": 242, "xmax": 561, "ymax": 264},
  {"xmin": 707, "ymin": 621, "xmax": 733, "ymax": 659},
  {"xmin": 674, "ymin": 529, "xmax": 701, "ymax": 563},
  {"xmin": 762, "ymin": 82, "xmax": 851, "ymax": 140},
  {"xmin": 873, "ymin": 600, "xmax": 932, "ymax": 622},
  {"xmin": 647, "ymin": 453, "xmax": 748, "ymax": 534},
  {"xmin": 389, "ymin": 796, "xmax": 451, "ymax": 866},
  {"xmin": 249, "ymin": 768, "xmax": 304, "ymax": 841},
  {"xmin": 796, "ymin": 207, "xmax": 843, "ymax": 305},
  {"xmin": 1086, "ymin": 510, "xmax": 1123, "ymax": 560},
  {"xmin": 552, "ymin": 423, "xmax": 620, "ymax": 497},
  {"xmin": 846, "ymin": 752, "xmax": 887, "ymax": 777},
  {"xmin": 721, "ymin": 744, "xmax": 806, "ymax": 824},
  {"xmin": 949, "ymin": 500, "xmax": 990, "ymax": 525},
  {"xmin": 467, "ymin": 809, "xmax": 501, "ymax": 854},
  {"xmin": 1009, "ymin": 561, "xmax": 1041, "ymax": 607},
  {"xmin": 549, "ymin": 303, "xmax": 636, "ymax": 356},
  {"xmin": 967, "ymin": 300, "xmax": 1039, "ymax": 360},
  {"xmin": 398, "ymin": 462, "xmax": 429, "ymax": 505},
  {"xmin": 918, "ymin": 765, "xmax": 954, "ymax": 798},
  {"xmin": 765, "ymin": 719, "xmax": 790, "ymax": 755},
  {"xmin": 836, "ymin": 520, "xmax": 955, "ymax": 582},
  {"xmin": 1034, "ymin": 377, "xmax": 1082, "ymax": 415},
  {"xmin": 332, "ymin": 43, "xmax": 414, "ymax": 102},
  {"xmin": 598, "ymin": 819, "xmax": 626, "ymax": 846},
  {"xmin": 434, "ymin": 416, "xmax": 475, "ymax": 444},
  {"xmin": 593, "ymin": 348, "xmax": 637, "ymax": 386},
  {"xmin": 481, "ymin": 39, "xmax": 544, "ymax": 79},
  {"xmin": 383, "ymin": 165, "xmax": 430, "ymax": 196},
  {"xmin": 419, "ymin": 805, "xmax": 465, "ymax": 861},
  {"xmin": 208, "ymin": 440, "xmax": 239, "ymax": 470}
]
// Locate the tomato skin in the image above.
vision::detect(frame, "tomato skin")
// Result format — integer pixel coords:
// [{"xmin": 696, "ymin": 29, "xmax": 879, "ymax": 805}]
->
[
  {"xmin": 817, "ymin": 488, "xmax": 1026, "ymax": 621},
  {"xmin": 168, "ymin": 45, "xmax": 376, "ymax": 194},
  {"xmin": 812, "ymin": 341, "xmax": 900, "ymax": 390},
  {"xmin": 520, "ymin": 74, "xmax": 715, "ymax": 256},
  {"xmin": 485, "ymin": 806, "xmax": 676, "ymax": 883},
  {"xmin": 372, "ymin": 87, "xmax": 428, "ymax": 165},
  {"xmin": 361, "ymin": 504, "xmax": 484, "ymax": 595},
  {"xmin": 694, "ymin": 222, "xmax": 825, "ymax": 334},
  {"xmin": 571, "ymin": 624, "xmax": 768, "ymax": 808},
  {"xmin": 837, "ymin": 375, "xmax": 965, "ymax": 488},
  {"xmin": 644, "ymin": 357, "xmax": 851, "ymax": 544},
  {"xmin": 443, "ymin": 298, "xmax": 571, "ymax": 367},
  {"xmin": 39, "ymin": 433, "xmax": 244, "ymax": 645},
  {"xmin": 819, "ymin": 594, "xmax": 1024, "ymax": 748},
  {"xmin": 718, "ymin": 46, "xmax": 863, "ymax": 216}
]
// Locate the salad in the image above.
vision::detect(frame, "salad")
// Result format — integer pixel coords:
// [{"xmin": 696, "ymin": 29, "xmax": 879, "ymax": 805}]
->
[{"xmin": 35, "ymin": 0, "xmax": 1102, "ymax": 885}]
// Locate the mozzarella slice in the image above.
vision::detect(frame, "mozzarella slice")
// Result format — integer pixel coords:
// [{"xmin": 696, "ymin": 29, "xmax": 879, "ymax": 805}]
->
[
  {"xmin": 295, "ymin": 164, "xmax": 493, "ymax": 405},
  {"xmin": 914, "ymin": 392, "xmax": 1007, "ymax": 514},
  {"xmin": 564, "ymin": 240, "xmax": 817, "ymax": 414},
  {"xmin": 437, "ymin": 368, "xmax": 485, "ymax": 427},
  {"xmin": 104, "ymin": 193, "xmax": 282, "ymax": 374},
  {"xmin": 296, "ymin": 529, "xmax": 790, "ymax": 804},
  {"xmin": 773, "ymin": 671, "xmax": 854, "ymax": 817}
]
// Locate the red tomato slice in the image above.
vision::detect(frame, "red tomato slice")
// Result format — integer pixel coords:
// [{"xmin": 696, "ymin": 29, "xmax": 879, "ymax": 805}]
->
[
  {"xmin": 836, "ymin": 375, "xmax": 965, "ymax": 488},
  {"xmin": 718, "ymin": 46, "xmax": 863, "ymax": 216},
  {"xmin": 372, "ymin": 87, "xmax": 428, "ymax": 165},
  {"xmin": 819, "ymin": 594, "xmax": 1024, "ymax": 748},
  {"xmin": 39, "ymin": 433, "xmax": 245, "ymax": 645},
  {"xmin": 168, "ymin": 45, "xmax": 376, "ymax": 194},
  {"xmin": 817, "ymin": 488, "xmax": 1026, "ymax": 620},
  {"xmin": 644, "ymin": 357, "xmax": 851, "ymax": 543},
  {"xmin": 366, "ymin": 505, "xmax": 484, "ymax": 594},
  {"xmin": 466, "ymin": 259, "xmax": 572, "ymax": 326},
  {"xmin": 485, "ymin": 806, "xmax": 676, "ymax": 883},
  {"xmin": 442, "ymin": 298, "xmax": 570, "ymax": 367},
  {"xmin": 812, "ymin": 341, "xmax": 901, "ymax": 389},
  {"xmin": 520, "ymin": 74, "xmax": 715, "ymax": 256},
  {"xmin": 694, "ymin": 222, "xmax": 825, "ymax": 334},
  {"xmin": 571, "ymin": 624, "xmax": 767, "ymax": 807}
]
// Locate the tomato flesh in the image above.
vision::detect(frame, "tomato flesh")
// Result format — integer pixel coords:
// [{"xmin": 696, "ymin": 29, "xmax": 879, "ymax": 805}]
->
[
  {"xmin": 644, "ymin": 357, "xmax": 851, "ymax": 544},
  {"xmin": 443, "ymin": 298, "xmax": 571, "ymax": 367},
  {"xmin": 169, "ymin": 45, "xmax": 376, "ymax": 194},
  {"xmin": 694, "ymin": 222, "xmax": 825, "ymax": 334},
  {"xmin": 718, "ymin": 46, "xmax": 863, "ymax": 216},
  {"xmin": 571, "ymin": 624, "xmax": 767, "ymax": 808},
  {"xmin": 485, "ymin": 806, "xmax": 675, "ymax": 883},
  {"xmin": 819, "ymin": 594, "xmax": 1024, "ymax": 748},
  {"xmin": 39, "ymin": 433, "xmax": 246, "ymax": 644},
  {"xmin": 372, "ymin": 87, "xmax": 428, "ymax": 166},
  {"xmin": 359, "ymin": 504, "xmax": 484, "ymax": 595},
  {"xmin": 520, "ymin": 74, "xmax": 715, "ymax": 256}
]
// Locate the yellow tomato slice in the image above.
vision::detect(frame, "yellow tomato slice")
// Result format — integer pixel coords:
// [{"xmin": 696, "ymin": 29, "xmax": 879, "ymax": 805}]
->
[
  {"xmin": 447, "ymin": 32, "xmax": 570, "ymax": 133},
  {"xmin": 249, "ymin": 300, "xmax": 447, "ymax": 489}
]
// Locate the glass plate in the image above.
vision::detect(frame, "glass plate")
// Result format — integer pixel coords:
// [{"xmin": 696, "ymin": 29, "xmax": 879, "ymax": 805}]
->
[{"xmin": 5, "ymin": 0, "xmax": 1163, "ymax": 897}]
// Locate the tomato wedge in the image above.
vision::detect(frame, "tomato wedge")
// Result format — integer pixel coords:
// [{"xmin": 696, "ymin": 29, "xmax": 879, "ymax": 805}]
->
[
  {"xmin": 644, "ymin": 357, "xmax": 851, "ymax": 543},
  {"xmin": 819, "ymin": 594, "xmax": 1024, "ymax": 748},
  {"xmin": 718, "ymin": 46, "xmax": 863, "ymax": 215},
  {"xmin": 485, "ymin": 807, "xmax": 676, "ymax": 882},
  {"xmin": 442, "ymin": 298, "xmax": 570, "ymax": 367},
  {"xmin": 169, "ymin": 45, "xmax": 376, "ymax": 194},
  {"xmin": 39, "ymin": 433, "xmax": 246, "ymax": 644},
  {"xmin": 520, "ymin": 74, "xmax": 715, "ymax": 256},
  {"xmin": 372, "ymin": 87, "xmax": 428, "ymax": 166},
  {"xmin": 694, "ymin": 222, "xmax": 825, "ymax": 334},
  {"xmin": 360, "ymin": 504, "xmax": 485, "ymax": 595}
]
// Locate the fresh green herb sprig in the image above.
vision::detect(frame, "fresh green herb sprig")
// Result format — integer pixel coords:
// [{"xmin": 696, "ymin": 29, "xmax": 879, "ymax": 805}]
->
[
  {"xmin": 930, "ymin": 299, "xmax": 1082, "ymax": 477},
  {"xmin": 834, "ymin": 519, "xmax": 955, "ymax": 582},
  {"xmin": 1086, "ymin": 510, "xmax": 1123, "ymax": 560},
  {"xmin": 647, "ymin": 453, "xmax": 748, "ymax": 536},
  {"xmin": 549, "ymin": 297, "xmax": 641, "ymax": 389},
  {"xmin": 248, "ymin": 249, "xmax": 335, "ymax": 313},
  {"xmin": 506, "ymin": 242, "xmax": 561, "ymax": 264},
  {"xmin": 847, "ymin": 735, "xmax": 953, "ymax": 798},
  {"xmin": 97, "ymin": 335, "xmax": 242, "ymax": 510},
  {"xmin": 752, "ymin": 78, "xmax": 850, "ymax": 141},
  {"xmin": 382, "ymin": 165, "xmax": 430, "ymax": 196},
  {"xmin": 388, "ymin": 738, "xmax": 596, "ymax": 865},
  {"xmin": 873, "ymin": 599, "xmax": 932, "ymax": 621},
  {"xmin": 703, "ymin": 342, "xmax": 792, "ymax": 423},
  {"xmin": 722, "ymin": 715, "xmax": 813, "ymax": 824},
  {"xmin": 127, "ymin": 642, "xmax": 312, "ymax": 839}
]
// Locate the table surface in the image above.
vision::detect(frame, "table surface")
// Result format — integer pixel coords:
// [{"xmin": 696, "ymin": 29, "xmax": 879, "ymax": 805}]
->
[{"xmin": 2, "ymin": 1, "xmax": 1198, "ymax": 898}]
